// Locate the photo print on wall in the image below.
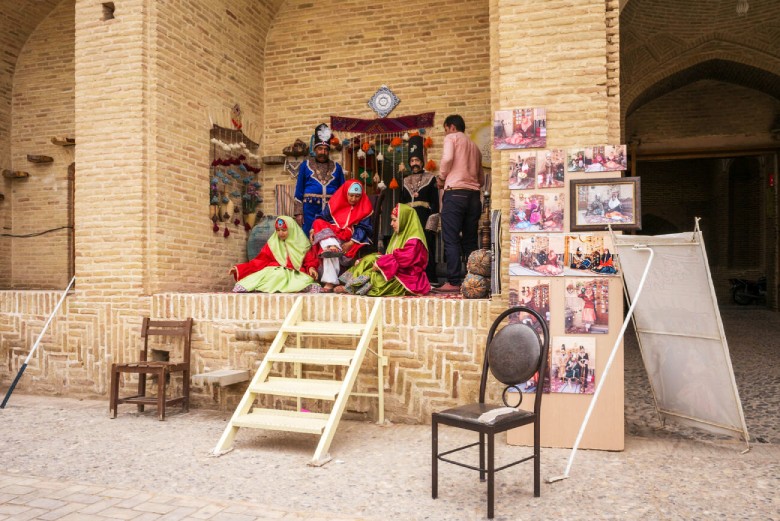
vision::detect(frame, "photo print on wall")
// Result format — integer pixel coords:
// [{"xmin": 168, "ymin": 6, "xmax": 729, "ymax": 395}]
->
[
  {"xmin": 509, "ymin": 234, "xmax": 565, "ymax": 277},
  {"xmin": 563, "ymin": 234, "xmax": 620, "ymax": 277},
  {"xmin": 567, "ymin": 145, "xmax": 627, "ymax": 173},
  {"xmin": 509, "ymin": 191, "xmax": 565, "ymax": 233},
  {"xmin": 564, "ymin": 278, "xmax": 609, "ymax": 334},
  {"xmin": 548, "ymin": 336, "xmax": 596, "ymax": 394},
  {"xmin": 494, "ymin": 108, "xmax": 547, "ymax": 150}
]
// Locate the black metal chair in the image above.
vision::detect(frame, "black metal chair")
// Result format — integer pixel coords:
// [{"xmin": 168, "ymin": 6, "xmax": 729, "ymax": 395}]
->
[{"xmin": 432, "ymin": 306, "xmax": 550, "ymax": 519}]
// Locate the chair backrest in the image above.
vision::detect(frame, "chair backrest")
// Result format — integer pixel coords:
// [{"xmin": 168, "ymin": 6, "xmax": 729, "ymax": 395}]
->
[
  {"xmin": 141, "ymin": 318, "xmax": 193, "ymax": 364},
  {"xmin": 478, "ymin": 307, "xmax": 549, "ymax": 413}
]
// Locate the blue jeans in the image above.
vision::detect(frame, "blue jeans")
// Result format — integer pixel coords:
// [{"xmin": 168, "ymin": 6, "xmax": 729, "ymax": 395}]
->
[{"xmin": 441, "ymin": 189, "xmax": 482, "ymax": 285}]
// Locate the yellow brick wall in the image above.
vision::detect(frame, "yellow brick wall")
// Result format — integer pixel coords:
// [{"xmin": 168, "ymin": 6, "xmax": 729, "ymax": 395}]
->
[
  {"xmin": 150, "ymin": 0, "xmax": 275, "ymax": 293},
  {"xmin": 260, "ymin": 0, "xmax": 491, "ymax": 214},
  {"xmin": 2, "ymin": 0, "xmax": 72, "ymax": 289}
]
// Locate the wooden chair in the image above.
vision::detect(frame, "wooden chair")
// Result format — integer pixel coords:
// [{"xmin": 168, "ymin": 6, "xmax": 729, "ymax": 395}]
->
[
  {"xmin": 432, "ymin": 307, "xmax": 549, "ymax": 519},
  {"xmin": 110, "ymin": 318, "xmax": 193, "ymax": 421}
]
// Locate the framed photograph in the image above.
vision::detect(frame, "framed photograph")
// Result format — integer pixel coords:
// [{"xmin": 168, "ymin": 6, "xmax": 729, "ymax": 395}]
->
[
  {"xmin": 570, "ymin": 177, "xmax": 641, "ymax": 232},
  {"xmin": 509, "ymin": 234, "xmax": 565, "ymax": 276},
  {"xmin": 563, "ymin": 234, "xmax": 620, "ymax": 277}
]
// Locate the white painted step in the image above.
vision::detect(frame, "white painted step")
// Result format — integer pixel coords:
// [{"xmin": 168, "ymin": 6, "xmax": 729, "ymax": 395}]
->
[
  {"xmin": 233, "ymin": 408, "xmax": 330, "ymax": 434},
  {"xmin": 249, "ymin": 377, "xmax": 342, "ymax": 400},
  {"xmin": 282, "ymin": 321, "xmax": 365, "ymax": 336},
  {"xmin": 267, "ymin": 348, "xmax": 354, "ymax": 366}
]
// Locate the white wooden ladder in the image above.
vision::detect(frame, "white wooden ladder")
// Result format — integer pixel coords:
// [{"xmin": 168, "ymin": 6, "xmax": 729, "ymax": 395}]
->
[{"xmin": 212, "ymin": 296, "xmax": 385, "ymax": 466}]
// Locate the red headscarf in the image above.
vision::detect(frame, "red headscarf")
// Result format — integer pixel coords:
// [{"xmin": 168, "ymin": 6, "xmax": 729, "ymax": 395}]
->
[{"xmin": 327, "ymin": 179, "xmax": 373, "ymax": 229}]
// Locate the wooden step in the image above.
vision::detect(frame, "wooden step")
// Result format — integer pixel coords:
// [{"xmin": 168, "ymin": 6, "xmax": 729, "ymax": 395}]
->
[
  {"xmin": 51, "ymin": 136, "xmax": 76, "ymax": 146},
  {"xmin": 282, "ymin": 321, "xmax": 365, "ymax": 336},
  {"xmin": 233, "ymin": 409, "xmax": 329, "ymax": 434},
  {"xmin": 249, "ymin": 377, "xmax": 342, "ymax": 400},
  {"xmin": 267, "ymin": 348, "xmax": 354, "ymax": 366}
]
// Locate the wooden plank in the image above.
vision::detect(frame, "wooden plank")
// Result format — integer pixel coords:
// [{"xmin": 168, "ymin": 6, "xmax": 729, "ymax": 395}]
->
[
  {"xmin": 282, "ymin": 321, "xmax": 365, "ymax": 336},
  {"xmin": 2, "ymin": 170, "xmax": 29, "ymax": 179},
  {"xmin": 233, "ymin": 409, "xmax": 328, "ymax": 434},
  {"xmin": 267, "ymin": 348, "xmax": 354, "ymax": 366},
  {"xmin": 249, "ymin": 377, "xmax": 342, "ymax": 400},
  {"xmin": 26, "ymin": 155, "xmax": 53, "ymax": 163},
  {"xmin": 192, "ymin": 369, "xmax": 250, "ymax": 386},
  {"xmin": 51, "ymin": 136, "xmax": 76, "ymax": 146}
]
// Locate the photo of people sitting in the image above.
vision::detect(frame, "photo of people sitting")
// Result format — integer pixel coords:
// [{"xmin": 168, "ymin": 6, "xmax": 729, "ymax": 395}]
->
[
  {"xmin": 548, "ymin": 337, "xmax": 596, "ymax": 394},
  {"xmin": 574, "ymin": 183, "xmax": 635, "ymax": 227},
  {"xmin": 509, "ymin": 192, "xmax": 564, "ymax": 233},
  {"xmin": 564, "ymin": 279, "xmax": 609, "ymax": 334},
  {"xmin": 567, "ymin": 145, "xmax": 627, "ymax": 172},
  {"xmin": 493, "ymin": 108, "xmax": 547, "ymax": 150},
  {"xmin": 563, "ymin": 234, "xmax": 621, "ymax": 277},
  {"xmin": 509, "ymin": 234, "xmax": 565, "ymax": 277}
]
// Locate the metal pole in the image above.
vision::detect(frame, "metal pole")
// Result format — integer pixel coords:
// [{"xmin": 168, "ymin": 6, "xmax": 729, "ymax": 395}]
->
[
  {"xmin": 1, "ymin": 276, "xmax": 75, "ymax": 408},
  {"xmin": 547, "ymin": 247, "xmax": 654, "ymax": 483}
]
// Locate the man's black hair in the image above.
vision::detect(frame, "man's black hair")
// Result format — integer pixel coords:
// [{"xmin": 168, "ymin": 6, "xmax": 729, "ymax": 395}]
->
[{"xmin": 444, "ymin": 114, "xmax": 466, "ymax": 132}]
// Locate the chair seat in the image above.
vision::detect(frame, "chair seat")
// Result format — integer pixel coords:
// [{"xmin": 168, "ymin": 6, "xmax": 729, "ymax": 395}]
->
[
  {"xmin": 434, "ymin": 403, "xmax": 535, "ymax": 430},
  {"xmin": 114, "ymin": 361, "xmax": 187, "ymax": 370}
]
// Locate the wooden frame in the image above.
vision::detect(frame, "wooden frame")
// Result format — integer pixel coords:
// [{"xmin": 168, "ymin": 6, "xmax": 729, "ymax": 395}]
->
[{"xmin": 569, "ymin": 177, "xmax": 641, "ymax": 232}]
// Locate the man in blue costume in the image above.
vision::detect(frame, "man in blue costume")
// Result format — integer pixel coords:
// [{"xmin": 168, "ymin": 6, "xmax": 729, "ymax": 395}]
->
[{"xmin": 294, "ymin": 123, "xmax": 346, "ymax": 236}]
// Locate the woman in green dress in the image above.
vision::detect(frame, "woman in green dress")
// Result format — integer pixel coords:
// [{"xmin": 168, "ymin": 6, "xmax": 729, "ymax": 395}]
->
[
  {"xmin": 230, "ymin": 216, "xmax": 320, "ymax": 293},
  {"xmin": 334, "ymin": 203, "xmax": 431, "ymax": 296}
]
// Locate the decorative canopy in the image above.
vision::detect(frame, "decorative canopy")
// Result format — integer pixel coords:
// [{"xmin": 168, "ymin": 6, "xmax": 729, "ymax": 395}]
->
[{"xmin": 330, "ymin": 112, "xmax": 435, "ymax": 135}]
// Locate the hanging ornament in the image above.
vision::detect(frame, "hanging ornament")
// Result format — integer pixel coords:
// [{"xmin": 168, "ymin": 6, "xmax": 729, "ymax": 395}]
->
[
  {"xmin": 377, "ymin": 180, "xmax": 387, "ymax": 191},
  {"xmin": 223, "ymin": 226, "xmax": 230, "ymax": 238},
  {"xmin": 372, "ymin": 172, "xmax": 381, "ymax": 185},
  {"xmin": 390, "ymin": 137, "xmax": 403, "ymax": 147},
  {"xmin": 357, "ymin": 149, "xmax": 366, "ymax": 159},
  {"xmin": 402, "ymin": 132, "xmax": 410, "ymax": 141},
  {"xmin": 426, "ymin": 159, "xmax": 437, "ymax": 171},
  {"xmin": 234, "ymin": 218, "xmax": 241, "ymax": 226},
  {"xmin": 212, "ymin": 222, "xmax": 220, "ymax": 233},
  {"xmin": 398, "ymin": 162, "xmax": 407, "ymax": 174},
  {"xmin": 388, "ymin": 177, "xmax": 399, "ymax": 189},
  {"xmin": 376, "ymin": 152, "xmax": 384, "ymax": 161},
  {"xmin": 424, "ymin": 137, "xmax": 434, "ymax": 149}
]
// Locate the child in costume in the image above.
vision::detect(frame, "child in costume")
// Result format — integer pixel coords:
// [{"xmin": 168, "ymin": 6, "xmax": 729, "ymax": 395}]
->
[
  {"xmin": 230, "ymin": 216, "xmax": 320, "ymax": 293},
  {"xmin": 310, "ymin": 179, "xmax": 373, "ymax": 292},
  {"xmin": 334, "ymin": 203, "xmax": 431, "ymax": 296}
]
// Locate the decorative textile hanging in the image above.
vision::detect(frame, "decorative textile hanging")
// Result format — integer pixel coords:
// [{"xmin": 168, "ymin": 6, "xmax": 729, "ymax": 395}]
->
[{"xmin": 330, "ymin": 112, "xmax": 435, "ymax": 135}]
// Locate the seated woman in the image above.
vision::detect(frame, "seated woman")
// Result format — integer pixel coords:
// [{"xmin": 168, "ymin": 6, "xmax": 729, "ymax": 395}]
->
[
  {"xmin": 595, "ymin": 249, "xmax": 617, "ymax": 274},
  {"xmin": 570, "ymin": 247, "xmax": 591, "ymax": 269},
  {"xmin": 334, "ymin": 203, "xmax": 431, "ymax": 296},
  {"xmin": 310, "ymin": 180, "xmax": 373, "ymax": 292},
  {"xmin": 534, "ymin": 248, "xmax": 563, "ymax": 276},
  {"xmin": 229, "ymin": 216, "xmax": 319, "ymax": 293}
]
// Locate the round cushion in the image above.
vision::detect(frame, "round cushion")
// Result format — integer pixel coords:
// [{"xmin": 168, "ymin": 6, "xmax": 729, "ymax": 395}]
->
[
  {"xmin": 467, "ymin": 249, "xmax": 492, "ymax": 278},
  {"xmin": 246, "ymin": 215, "xmax": 278, "ymax": 261},
  {"xmin": 487, "ymin": 323, "xmax": 541, "ymax": 385},
  {"xmin": 461, "ymin": 273, "xmax": 490, "ymax": 299}
]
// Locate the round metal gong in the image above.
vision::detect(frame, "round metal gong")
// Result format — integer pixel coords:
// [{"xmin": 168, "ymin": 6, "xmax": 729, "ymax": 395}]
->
[{"xmin": 487, "ymin": 323, "xmax": 541, "ymax": 385}]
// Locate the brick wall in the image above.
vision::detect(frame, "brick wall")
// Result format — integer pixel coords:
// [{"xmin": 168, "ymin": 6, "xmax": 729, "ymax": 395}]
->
[
  {"xmin": 0, "ymin": 291, "xmax": 493, "ymax": 423},
  {"xmin": 0, "ymin": 0, "xmax": 63, "ymax": 289},
  {"xmin": 150, "ymin": 0, "xmax": 275, "ymax": 293},
  {"xmin": 260, "ymin": 0, "xmax": 491, "ymax": 216},
  {"xmin": 9, "ymin": 0, "xmax": 75, "ymax": 290}
]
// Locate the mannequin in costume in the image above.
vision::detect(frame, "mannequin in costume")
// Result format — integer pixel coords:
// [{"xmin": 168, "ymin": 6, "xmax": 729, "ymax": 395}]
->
[
  {"xmin": 400, "ymin": 134, "xmax": 440, "ymax": 283},
  {"xmin": 310, "ymin": 180, "xmax": 373, "ymax": 292},
  {"xmin": 230, "ymin": 216, "xmax": 319, "ymax": 293},
  {"xmin": 334, "ymin": 203, "xmax": 431, "ymax": 296},
  {"xmin": 294, "ymin": 123, "xmax": 346, "ymax": 236}
]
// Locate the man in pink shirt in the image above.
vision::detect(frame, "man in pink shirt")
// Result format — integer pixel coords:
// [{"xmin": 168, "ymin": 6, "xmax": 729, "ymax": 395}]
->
[{"xmin": 435, "ymin": 114, "xmax": 485, "ymax": 292}]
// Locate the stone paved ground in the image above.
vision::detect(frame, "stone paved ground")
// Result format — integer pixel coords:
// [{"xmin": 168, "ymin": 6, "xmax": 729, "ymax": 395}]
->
[{"xmin": 0, "ymin": 306, "xmax": 778, "ymax": 520}]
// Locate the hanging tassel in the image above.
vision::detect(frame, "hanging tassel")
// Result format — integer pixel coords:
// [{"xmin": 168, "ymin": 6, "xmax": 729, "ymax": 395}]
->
[
  {"xmin": 426, "ymin": 159, "xmax": 437, "ymax": 171},
  {"xmin": 357, "ymin": 149, "xmax": 366, "ymax": 159},
  {"xmin": 402, "ymin": 132, "xmax": 410, "ymax": 141},
  {"xmin": 223, "ymin": 227, "xmax": 230, "ymax": 238},
  {"xmin": 373, "ymin": 172, "xmax": 380, "ymax": 184},
  {"xmin": 388, "ymin": 177, "xmax": 399, "ymax": 189},
  {"xmin": 234, "ymin": 218, "xmax": 241, "ymax": 226},
  {"xmin": 424, "ymin": 137, "xmax": 433, "ymax": 149},
  {"xmin": 376, "ymin": 152, "xmax": 384, "ymax": 161},
  {"xmin": 390, "ymin": 137, "xmax": 402, "ymax": 147},
  {"xmin": 244, "ymin": 222, "xmax": 251, "ymax": 231},
  {"xmin": 398, "ymin": 162, "xmax": 407, "ymax": 173},
  {"xmin": 361, "ymin": 142, "xmax": 370, "ymax": 152},
  {"xmin": 212, "ymin": 222, "xmax": 219, "ymax": 233}
]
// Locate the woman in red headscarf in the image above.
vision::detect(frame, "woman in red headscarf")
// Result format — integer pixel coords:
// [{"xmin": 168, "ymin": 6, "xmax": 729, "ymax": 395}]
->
[{"xmin": 310, "ymin": 179, "xmax": 373, "ymax": 291}]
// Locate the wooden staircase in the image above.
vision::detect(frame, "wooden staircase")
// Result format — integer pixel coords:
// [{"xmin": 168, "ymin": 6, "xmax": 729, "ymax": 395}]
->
[{"xmin": 212, "ymin": 296, "xmax": 385, "ymax": 466}]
